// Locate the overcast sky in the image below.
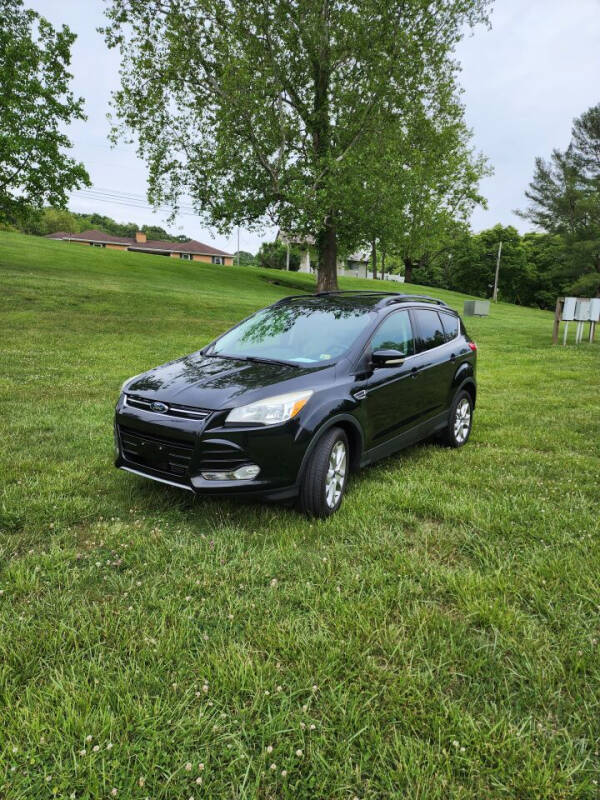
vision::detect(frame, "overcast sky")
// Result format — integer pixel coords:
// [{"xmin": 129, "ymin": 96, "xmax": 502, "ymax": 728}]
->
[{"xmin": 27, "ymin": 0, "xmax": 600, "ymax": 254}]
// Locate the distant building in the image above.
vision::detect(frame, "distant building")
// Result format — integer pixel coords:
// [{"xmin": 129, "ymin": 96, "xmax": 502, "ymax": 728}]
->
[
  {"xmin": 45, "ymin": 229, "xmax": 233, "ymax": 265},
  {"xmin": 275, "ymin": 230, "xmax": 370, "ymax": 276}
]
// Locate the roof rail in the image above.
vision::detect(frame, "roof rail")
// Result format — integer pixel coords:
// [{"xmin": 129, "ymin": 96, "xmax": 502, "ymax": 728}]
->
[
  {"xmin": 273, "ymin": 290, "xmax": 401, "ymax": 305},
  {"xmin": 381, "ymin": 294, "xmax": 449, "ymax": 308},
  {"xmin": 314, "ymin": 290, "xmax": 400, "ymax": 297},
  {"xmin": 272, "ymin": 290, "xmax": 450, "ymax": 308}
]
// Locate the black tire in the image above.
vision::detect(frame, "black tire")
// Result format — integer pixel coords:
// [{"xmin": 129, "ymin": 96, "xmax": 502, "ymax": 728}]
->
[
  {"xmin": 298, "ymin": 427, "xmax": 349, "ymax": 518},
  {"xmin": 441, "ymin": 389, "xmax": 473, "ymax": 448}
]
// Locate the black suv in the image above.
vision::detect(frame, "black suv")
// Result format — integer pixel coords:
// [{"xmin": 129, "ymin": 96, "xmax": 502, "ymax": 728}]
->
[{"xmin": 114, "ymin": 291, "xmax": 477, "ymax": 516}]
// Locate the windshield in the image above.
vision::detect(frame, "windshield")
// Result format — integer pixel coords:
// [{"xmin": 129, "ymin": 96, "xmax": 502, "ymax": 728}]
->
[{"xmin": 207, "ymin": 299, "xmax": 377, "ymax": 365}]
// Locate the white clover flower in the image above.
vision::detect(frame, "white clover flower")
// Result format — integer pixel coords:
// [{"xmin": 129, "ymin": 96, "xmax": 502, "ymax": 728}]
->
[
  {"xmin": 266, "ymin": 745, "xmax": 273, "ymax": 753},
  {"xmin": 270, "ymin": 763, "xmax": 277, "ymax": 771},
  {"xmin": 185, "ymin": 762, "xmax": 192, "ymax": 771},
  {"xmin": 296, "ymin": 749, "xmax": 303, "ymax": 757}
]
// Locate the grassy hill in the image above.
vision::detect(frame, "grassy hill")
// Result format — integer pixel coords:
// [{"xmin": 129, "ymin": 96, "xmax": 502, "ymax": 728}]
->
[{"xmin": 1, "ymin": 230, "xmax": 598, "ymax": 799}]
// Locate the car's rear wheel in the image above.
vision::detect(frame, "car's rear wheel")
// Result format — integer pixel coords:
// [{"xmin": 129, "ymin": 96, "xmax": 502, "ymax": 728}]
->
[
  {"xmin": 442, "ymin": 389, "xmax": 473, "ymax": 447},
  {"xmin": 298, "ymin": 427, "xmax": 348, "ymax": 517}
]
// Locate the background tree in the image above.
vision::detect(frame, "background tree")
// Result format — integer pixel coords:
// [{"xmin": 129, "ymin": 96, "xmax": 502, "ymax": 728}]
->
[
  {"xmin": 0, "ymin": 0, "xmax": 90, "ymax": 222},
  {"xmin": 446, "ymin": 225, "xmax": 532, "ymax": 303},
  {"xmin": 103, "ymin": 0, "xmax": 491, "ymax": 291},
  {"xmin": 519, "ymin": 102, "xmax": 600, "ymax": 297},
  {"xmin": 342, "ymin": 93, "xmax": 490, "ymax": 283},
  {"xmin": 234, "ymin": 250, "xmax": 257, "ymax": 267},
  {"xmin": 257, "ymin": 240, "xmax": 300, "ymax": 271}
]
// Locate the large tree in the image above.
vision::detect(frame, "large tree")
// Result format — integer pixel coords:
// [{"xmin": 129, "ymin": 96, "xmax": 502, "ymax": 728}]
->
[
  {"xmin": 519, "ymin": 103, "xmax": 600, "ymax": 296},
  {"xmin": 0, "ymin": 0, "xmax": 90, "ymax": 222},
  {"xmin": 374, "ymin": 104, "xmax": 489, "ymax": 283},
  {"xmin": 103, "ymin": 0, "xmax": 491, "ymax": 291}
]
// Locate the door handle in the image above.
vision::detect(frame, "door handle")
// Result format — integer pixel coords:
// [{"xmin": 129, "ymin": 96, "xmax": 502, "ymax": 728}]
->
[
  {"xmin": 449, "ymin": 353, "xmax": 457, "ymax": 362},
  {"xmin": 410, "ymin": 367, "xmax": 419, "ymax": 378}
]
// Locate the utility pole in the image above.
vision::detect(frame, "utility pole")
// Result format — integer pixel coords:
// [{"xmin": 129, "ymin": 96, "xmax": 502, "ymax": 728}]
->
[
  {"xmin": 492, "ymin": 241, "xmax": 502, "ymax": 302},
  {"xmin": 286, "ymin": 242, "xmax": 290, "ymax": 271},
  {"xmin": 236, "ymin": 226, "xmax": 240, "ymax": 266}
]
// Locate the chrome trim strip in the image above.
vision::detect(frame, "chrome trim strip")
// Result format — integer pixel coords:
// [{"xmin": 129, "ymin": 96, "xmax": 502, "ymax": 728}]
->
[
  {"xmin": 124, "ymin": 394, "xmax": 210, "ymax": 420},
  {"xmin": 119, "ymin": 465, "xmax": 194, "ymax": 492}
]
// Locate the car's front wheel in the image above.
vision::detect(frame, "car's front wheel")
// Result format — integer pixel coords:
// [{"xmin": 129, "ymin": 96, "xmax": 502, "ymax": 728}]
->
[{"xmin": 298, "ymin": 427, "xmax": 349, "ymax": 518}]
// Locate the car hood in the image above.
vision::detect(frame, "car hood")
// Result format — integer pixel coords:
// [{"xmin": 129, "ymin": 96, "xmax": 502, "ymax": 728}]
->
[{"xmin": 124, "ymin": 351, "xmax": 334, "ymax": 410}]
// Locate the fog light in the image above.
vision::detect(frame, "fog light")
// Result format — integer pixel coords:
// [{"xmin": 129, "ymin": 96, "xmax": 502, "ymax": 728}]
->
[{"xmin": 201, "ymin": 464, "xmax": 261, "ymax": 481}]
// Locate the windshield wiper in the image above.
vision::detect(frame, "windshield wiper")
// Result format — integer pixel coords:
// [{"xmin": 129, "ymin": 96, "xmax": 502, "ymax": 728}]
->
[
  {"xmin": 202, "ymin": 351, "xmax": 299, "ymax": 368},
  {"xmin": 244, "ymin": 355, "xmax": 300, "ymax": 369}
]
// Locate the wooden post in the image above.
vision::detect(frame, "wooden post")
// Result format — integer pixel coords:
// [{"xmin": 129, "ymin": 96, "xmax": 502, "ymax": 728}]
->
[{"xmin": 552, "ymin": 297, "xmax": 563, "ymax": 345}]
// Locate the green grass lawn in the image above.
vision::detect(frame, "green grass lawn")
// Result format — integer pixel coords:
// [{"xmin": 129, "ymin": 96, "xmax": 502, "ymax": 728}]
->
[{"xmin": 1, "ymin": 230, "xmax": 599, "ymax": 799}]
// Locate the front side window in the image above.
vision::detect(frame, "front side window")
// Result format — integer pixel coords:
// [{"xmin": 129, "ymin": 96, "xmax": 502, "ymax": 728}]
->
[
  {"xmin": 413, "ymin": 309, "xmax": 445, "ymax": 351},
  {"xmin": 370, "ymin": 310, "xmax": 414, "ymax": 356},
  {"xmin": 208, "ymin": 299, "xmax": 377, "ymax": 365},
  {"xmin": 180, "ymin": 252, "xmax": 192, "ymax": 260},
  {"xmin": 212, "ymin": 256, "xmax": 224, "ymax": 264}
]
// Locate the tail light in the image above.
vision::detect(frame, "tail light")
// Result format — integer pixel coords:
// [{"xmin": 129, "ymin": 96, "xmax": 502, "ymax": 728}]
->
[{"xmin": 468, "ymin": 342, "xmax": 477, "ymax": 352}]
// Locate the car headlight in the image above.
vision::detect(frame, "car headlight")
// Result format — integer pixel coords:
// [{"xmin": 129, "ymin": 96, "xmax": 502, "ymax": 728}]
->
[{"xmin": 226, "ymin": 389, "xmax": 313, "ymax": 426}]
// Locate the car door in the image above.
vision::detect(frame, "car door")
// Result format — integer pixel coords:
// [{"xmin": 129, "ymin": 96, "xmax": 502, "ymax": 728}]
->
[
  {"xmin": 411, "ymin": 308, "xmax": 456, "ymax": 424},
  {"xmin": 364, "ymin": 309, "xmax": 421, "ymax": 447}
]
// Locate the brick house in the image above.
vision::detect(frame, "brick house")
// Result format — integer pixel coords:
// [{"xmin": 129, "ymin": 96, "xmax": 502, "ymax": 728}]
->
[{"xmin": 45, "ymin": 230, "xmax": 234, "ymax": 265}]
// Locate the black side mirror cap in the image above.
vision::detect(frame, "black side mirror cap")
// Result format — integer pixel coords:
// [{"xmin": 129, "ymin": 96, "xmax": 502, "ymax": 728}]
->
[{"xmin": 372, "ymin": 349, "xmax": 406, "ymax": 366}]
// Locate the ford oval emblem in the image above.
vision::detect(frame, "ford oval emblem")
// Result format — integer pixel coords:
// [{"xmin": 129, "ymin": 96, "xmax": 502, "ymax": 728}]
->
[{"xmin": 150, "ymin": 401, "xmax": 169, "ymax": 414}]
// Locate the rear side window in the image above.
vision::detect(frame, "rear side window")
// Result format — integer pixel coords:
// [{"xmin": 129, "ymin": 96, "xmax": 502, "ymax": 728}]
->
[
  {"xmin": 413, "ymin": 309, "xmax": 445, "ymax": 351},
  {"xmin": 440, "ymin": 312, "xmax": 459, "ymax": 342},
  {"xmin": 371, "ymin": 310, "xmax": 415, "ymax": 356}
]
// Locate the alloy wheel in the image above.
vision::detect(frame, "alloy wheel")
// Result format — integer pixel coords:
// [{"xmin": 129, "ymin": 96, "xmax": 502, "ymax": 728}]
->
[
  {"xmin": 325, "ymin": 440, "xmax": 347, "ymax": 508},
  {"xmin": 454, "ymin": 397, "xmax": 472, "ymax": 444}
]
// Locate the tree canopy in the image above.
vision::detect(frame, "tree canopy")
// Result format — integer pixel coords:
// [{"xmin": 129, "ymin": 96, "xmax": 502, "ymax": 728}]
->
[
  {"xmin": 0, "ymin": 0, "xmax": 90, "ymax": 222},
  {"xmin": 519, "ymin": 102, "xmax": 600, "ymax": 297},
  {"xmin": 103, "ymin": 0, "xmax": 491, "ymax": 290}
]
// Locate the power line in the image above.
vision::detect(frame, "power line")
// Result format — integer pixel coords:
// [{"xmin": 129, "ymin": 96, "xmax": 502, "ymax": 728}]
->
[{"xmin": 72, "ymin": 187, "xmax": 200, "ymax": 216}]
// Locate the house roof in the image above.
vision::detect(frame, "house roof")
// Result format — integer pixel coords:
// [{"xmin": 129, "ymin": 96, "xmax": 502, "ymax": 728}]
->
[{"xmin": 45, "ymin": 229, "xmax": 232, "ymax": 256}]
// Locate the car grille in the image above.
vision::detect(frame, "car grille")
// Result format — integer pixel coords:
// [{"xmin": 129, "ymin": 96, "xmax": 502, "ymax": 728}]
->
[
  {"xmin": 197, "ymin": 441, "xmax": 250, "ymax": 473},
  {"xmin": 125, "ymin": 394, "xmax": 210, "ymax": 421},
  {"xmin": 118, "ymin": 425, "xmax": 194, "ymax": 478}
]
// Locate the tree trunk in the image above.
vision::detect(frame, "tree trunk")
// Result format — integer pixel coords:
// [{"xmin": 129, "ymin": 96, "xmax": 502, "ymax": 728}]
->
[
  {"xmin": 381, "ymin": 249, "xmax": 386, "ymax": 281},
  {"xmin": 404, "ymin": 257, "xmax": 413, "ymax": 284},
  {"xmin": 371, "ymin": 238, "xmax": 377, "ymax": 280},
  {"xmin": 316, "ymin": 215, "xmax": 338, "ymax": 292}
]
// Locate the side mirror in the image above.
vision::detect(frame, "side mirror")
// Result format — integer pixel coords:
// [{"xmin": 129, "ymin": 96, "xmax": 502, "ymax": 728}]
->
[{"xmin": 372, "ymin": 349, "xmax": 406, "ymax": 366}]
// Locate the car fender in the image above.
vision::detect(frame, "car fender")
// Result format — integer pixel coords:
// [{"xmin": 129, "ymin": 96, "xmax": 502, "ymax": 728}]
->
[
  {"xmin": 450, "ymin": 362, "xmax": 476, "ymax": 408},
  {"xmin": 295, "ymin": 412, "xmax": 365, "ymax": 485}
]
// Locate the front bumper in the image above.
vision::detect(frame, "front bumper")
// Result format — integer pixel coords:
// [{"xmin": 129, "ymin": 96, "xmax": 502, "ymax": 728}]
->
[{"xmin": 114, "ymin": 395, "xmax": 307, "ymax": 500}]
